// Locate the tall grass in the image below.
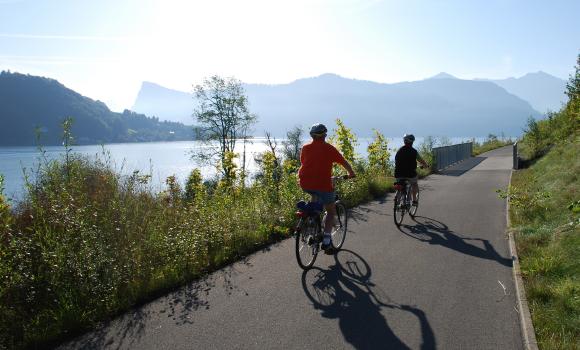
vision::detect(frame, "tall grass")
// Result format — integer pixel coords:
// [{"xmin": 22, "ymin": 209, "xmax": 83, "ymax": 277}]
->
[
  {"xmin": 504, "ymin": 53, "xmax": 579, "ymax": 349},
  {"xmin": 472, "ymin": 134, "xmax": 514, "ymax": 156},
  {"xmin": 0, "ymin": 140, "xmax": 395, "ymax": 349},
  {"xmin": 508, "ymin": 140, "xmax": 579, "ymax": 350}
]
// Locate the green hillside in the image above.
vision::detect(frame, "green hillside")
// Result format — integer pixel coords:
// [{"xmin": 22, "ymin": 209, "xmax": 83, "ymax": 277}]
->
[
  {"xmin": 0, "ymin": 71, "xmax": 193, "ymax": 145},
  {"xmin": 507, "ymin": 55, "xmax": 579, "ymax": 349}
]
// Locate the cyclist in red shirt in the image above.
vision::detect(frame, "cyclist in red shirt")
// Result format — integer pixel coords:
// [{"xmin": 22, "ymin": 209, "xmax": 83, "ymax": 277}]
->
[{"xmin": 299, "ymin": 123, "xmax": 356, "ymax": 252}]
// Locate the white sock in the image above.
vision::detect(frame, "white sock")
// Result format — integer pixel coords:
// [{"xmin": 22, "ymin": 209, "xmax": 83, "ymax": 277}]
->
[{"xmin": 323, "ymin": 232, "xmax": 331, "ymax": 244}]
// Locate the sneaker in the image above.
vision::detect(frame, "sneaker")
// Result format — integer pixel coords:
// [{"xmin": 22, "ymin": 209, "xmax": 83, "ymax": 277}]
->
[
  {"xmin": 321, "ymin": 243, "xmax": 336, "ymax": 254},
  {"xmin": 321, "ymin": 234, "xmax": 333, "ymax": 250},
  {"xmin": 321, "ymin": 242, "xmax": 332, "ymax": 251}
]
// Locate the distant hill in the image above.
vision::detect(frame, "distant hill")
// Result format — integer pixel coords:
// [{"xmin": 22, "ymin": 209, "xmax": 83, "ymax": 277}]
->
[
  {"xmin": 132, "ymin": 82, "xmax": 193, "ymax": 125},
  {"xmin": 427, "ymin": 72, "xmax": 458, "ymax": 80},
  {"xmin": 480, "ymin": 72, "xmax": 567, "ymax": 113},
  {"xmin": 0, "ymin": 71, "xmax": 194, "ymax": 145},
  {"xmin": 132, "ymin": 73, "xmax": 541, "ymax": 137}
]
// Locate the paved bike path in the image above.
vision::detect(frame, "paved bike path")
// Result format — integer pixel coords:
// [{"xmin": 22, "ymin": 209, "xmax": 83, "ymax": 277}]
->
[{"xmin": 60, "ymin": 146, "xmax": 522, "ymax": 350}]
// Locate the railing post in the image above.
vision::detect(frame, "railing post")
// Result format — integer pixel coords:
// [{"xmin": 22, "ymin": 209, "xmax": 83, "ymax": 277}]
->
[{"xmin": 513, "ymin": 142, "xmax": 518, "ymax": 169}]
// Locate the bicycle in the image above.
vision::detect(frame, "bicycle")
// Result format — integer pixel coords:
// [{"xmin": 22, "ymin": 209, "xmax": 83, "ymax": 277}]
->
[
  {"xmin": 393, "ymin": 179, "xmax": 419, "ymax": 226},
  {"xmin": 294, "ymin": 176, "xmax": 349, "ymax": 270}
]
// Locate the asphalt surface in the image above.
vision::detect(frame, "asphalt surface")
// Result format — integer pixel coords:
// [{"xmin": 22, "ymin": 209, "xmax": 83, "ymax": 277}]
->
[{"xmin": 60, "ymin": 146, "xmax": 523, "ymax": 350}]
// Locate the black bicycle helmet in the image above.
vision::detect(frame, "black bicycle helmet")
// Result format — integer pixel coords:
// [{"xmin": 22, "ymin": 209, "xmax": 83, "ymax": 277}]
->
[
  {"xmin": 403, "ymin": 134, "xmax": 415, "ymax": 143},
  {"xmin": 310, "ymin": 123, "xmax": 328, "ymax": 136}
]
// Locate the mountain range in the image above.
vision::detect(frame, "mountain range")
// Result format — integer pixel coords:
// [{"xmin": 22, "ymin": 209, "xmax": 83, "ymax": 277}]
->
[
  {"xmin": 479, "ymin": 71, "xmax": 567, "ymax": 113},
  {"xmin": 132, "ymin": 72, "xmax": 566, "ymax": 137},
  {"xmin": 0, "ymin": 71, "xmax": 193, "ymax": 146}
]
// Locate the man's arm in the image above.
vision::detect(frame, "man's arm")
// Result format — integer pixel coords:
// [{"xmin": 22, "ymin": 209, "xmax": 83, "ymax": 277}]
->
[
  {"xmin": 416, "ymin": 153, "xmax": 429, "ymax": 168},
  {"xmin": 342, "ymin": 159, "xmax": 356, "ymax": 178},
  {"xmin": 331, "ymin": 146, "xmax": 356, "ymax": 178}
]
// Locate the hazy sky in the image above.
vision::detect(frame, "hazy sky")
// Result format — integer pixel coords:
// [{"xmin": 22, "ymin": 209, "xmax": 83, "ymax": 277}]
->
[{"xmin": 1, "ymin": 0, "xmax": 578, "ymax": 111}]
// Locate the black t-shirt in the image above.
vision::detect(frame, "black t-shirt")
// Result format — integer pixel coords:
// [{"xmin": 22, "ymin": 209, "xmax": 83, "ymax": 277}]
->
[{"xmin": 395, "ymin": 145, "xmax": 418, "ymax": 178}]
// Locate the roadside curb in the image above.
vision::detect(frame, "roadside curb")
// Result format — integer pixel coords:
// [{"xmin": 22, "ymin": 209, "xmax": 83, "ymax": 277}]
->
[{"xmin": 507, "ymin": 170, "xmax": 539, "ymax": 350}]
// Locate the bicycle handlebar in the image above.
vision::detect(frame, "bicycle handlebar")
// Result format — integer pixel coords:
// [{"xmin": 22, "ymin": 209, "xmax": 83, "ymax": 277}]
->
[{"xmin": 332, "ymin": 174, "xmax": 354, "ymax": 181}]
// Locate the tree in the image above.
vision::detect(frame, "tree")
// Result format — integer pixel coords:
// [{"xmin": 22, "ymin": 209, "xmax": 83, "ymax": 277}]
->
[
  {"xmin": 193, "ymin": 76, "xmax": 257, "ymax": 179},
  {"xmin": 281, "ymin": 126, "xmax": 304, "ymax": 163},
  {"xmin": 566, "ymin": 53, "xmax": 580, "ymax": 105},
  {"xmin": 565, "ymin": 53, "xmax": 580, "ymax": 135},
  {"xmin": 185, "ymin": 169, "xmax": 205, "ymax": 201},
  {"xmin": 367, "ymin": 129, "xmax": 391, "ymax": 173},
  {"xmin": 524, "ymin": 116, "xmax": 543, "ymax": 158},
  {"xmin": 330, "ymin": 118, "xmax": 358, "ymax": 163}
]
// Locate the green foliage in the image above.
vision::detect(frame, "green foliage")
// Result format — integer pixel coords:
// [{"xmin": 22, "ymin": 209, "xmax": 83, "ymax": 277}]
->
[
  {"xmin": 472, "ymin": 135, "xmax": 514, "ymax": 156},
  {"xmin": 566, "ymin": 53, "xmax": 580, "ymax": 106},
  {"xmin": 367, "ymin": 129, "xmax": 392, "ymax": 174},
  {"xmin": 568, "ymin": 200, "xmax": 580, "ymax": 214},
  {"xmin": 217, "ymin": 151, "xmax": 238, "ymax": 190},
  {"xmin": 506, "ymin": 54, "xmax": 580, "ymax": 348},
  {"xmin": 0, "ymin": 71, "xmax": 193, "ymax": 145},
  {"xmin": 281, "ymin": 126, "xmax": 304, "ymax": 163},
  {"xmin": 329, "ymin": 118, "xmax": 358, "ymax": 163},
  {"xmin": 0, "ymin": 175, "xmax": 12, "ymax": 230},
  {"xmin": 519, "ymin": 53, "xmax": 580, "ymax": 161},
  {"xmin": 523, "ymin": 116, "xmax": 545, "ymax": 159},
  {"xmin": 509, "ymin": 141, "xmax": 580, "ymax": 349},
  {"xmin": 417, "ymin": 136, "xmax": 435, "ymax": 170},
  {"xmin": 185, "ymin": 169, "xmax": 204, "ymax": 202},
  {"xmin": 193, "ymin": 75, "xmax": 257, "ymax": 180}
]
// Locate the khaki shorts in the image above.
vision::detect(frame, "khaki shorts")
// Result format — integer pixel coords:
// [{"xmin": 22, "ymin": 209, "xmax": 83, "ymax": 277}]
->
[{"xmin": 396, "ymin": 176, "xmax": 418, "ymax": 185}]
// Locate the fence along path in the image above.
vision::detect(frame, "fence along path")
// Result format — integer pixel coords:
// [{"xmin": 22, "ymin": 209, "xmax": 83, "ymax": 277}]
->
[{"xmin": 433, "ymin": 142, "xmax": 473, "ymax": 171}]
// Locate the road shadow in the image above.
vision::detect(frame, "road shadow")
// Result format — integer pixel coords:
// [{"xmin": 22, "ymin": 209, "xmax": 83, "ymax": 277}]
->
[
  {"xmin": 60, "ymin": 260, "xmax": 253, "ymax": 350},
  {"xmin": 398, "ymin": 216, "xmax": 513, "ymax": 267},
  {"xmin": 350, "ymin": 203, "xmax": 388, "ymax": 224},
  {"xmin": 437, "ymin": 157, "xmax": 486, "ymax": 176},
  {"xmin": 302, "ymin": 249, "xmax": 436, "ymax": 350}
]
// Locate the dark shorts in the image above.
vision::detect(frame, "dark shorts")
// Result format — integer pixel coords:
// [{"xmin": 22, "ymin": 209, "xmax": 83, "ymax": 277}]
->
[
  {"xmin": 396, "ymin": 176, "xmax": 418, "ymax": 185},
  {"xmin": 304, "ymin": 189, "xmax": 336, "ymax": 205}
]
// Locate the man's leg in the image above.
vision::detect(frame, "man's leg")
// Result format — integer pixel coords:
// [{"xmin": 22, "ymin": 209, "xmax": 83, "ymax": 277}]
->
[
  {"xmin": 411, "ymin": 182, "xmax": 419, "ymax": 203},
  {"xmin": 324, "ymin": 202, "xmax": 337, "ymax": 233},
  {"xmin": 322, "ymin": 202, "xmax": 336, "ymax": 250}
]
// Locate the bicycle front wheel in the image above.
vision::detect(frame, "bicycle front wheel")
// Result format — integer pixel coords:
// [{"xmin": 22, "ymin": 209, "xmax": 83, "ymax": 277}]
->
[
  {"xmin": 295, "ymin": 217, "xmax": 320, "ymax": 270},
  {"xmin": 393, "ymin": 191, "xmax": 405, "ymax": 226},
  {"xmin": 331, "ymin": 201, "xmax": 348, "ymax": 250}
]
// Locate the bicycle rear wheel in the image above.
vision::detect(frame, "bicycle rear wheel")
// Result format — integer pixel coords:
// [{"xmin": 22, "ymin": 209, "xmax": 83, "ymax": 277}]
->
[
  {"xmin": 393, "ymin": 191, "xmax": 405, "ymax": 226},
  {"xmin": 295, "ymin": 217, "xmax": 320, "ymax": 270},
  {"xmin": 409, "ymin": 188, "xmax": 419, "ymax": 217},
  {"xmin": 331, "ymin": 201, "xmax": 347, "ymax": 250}
]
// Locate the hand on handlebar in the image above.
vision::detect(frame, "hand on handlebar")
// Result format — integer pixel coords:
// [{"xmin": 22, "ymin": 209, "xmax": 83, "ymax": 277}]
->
[{"xmin": 332, "ymin": 174, "xmax": 355, "ymax": 181}]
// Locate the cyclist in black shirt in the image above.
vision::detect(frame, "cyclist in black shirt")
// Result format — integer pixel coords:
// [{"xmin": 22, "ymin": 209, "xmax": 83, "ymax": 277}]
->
[{"xmin": 394, "ymin": 134, "xmax": 428, "ymax": 206}]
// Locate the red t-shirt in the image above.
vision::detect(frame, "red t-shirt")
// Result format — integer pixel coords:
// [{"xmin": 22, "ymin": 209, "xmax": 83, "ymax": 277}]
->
[{"xmin": 298, "ymin": 139, "xmax": 347, "ymax": 192}]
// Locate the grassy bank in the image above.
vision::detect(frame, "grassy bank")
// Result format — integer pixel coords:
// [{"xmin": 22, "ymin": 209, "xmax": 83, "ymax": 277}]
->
[
  {"xmin": 472, "ymin": 136, "xmax": 514, "ymax": 156},
  {"xmin": 509, "ymin": 140, "xmax": 579, "ymax": 349},
  {"xmin": 0, "ymin": 122, "xmax": 403, "ymax": 349},
  {"xmin": 505, "ymin": 55, "xmax": 579, "ymax": 349}
]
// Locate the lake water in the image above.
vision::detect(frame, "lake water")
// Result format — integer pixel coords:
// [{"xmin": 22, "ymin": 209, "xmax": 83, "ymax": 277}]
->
[{"xmin": 0, "ymin": 137, "xmax": 480, "ymax": 200}]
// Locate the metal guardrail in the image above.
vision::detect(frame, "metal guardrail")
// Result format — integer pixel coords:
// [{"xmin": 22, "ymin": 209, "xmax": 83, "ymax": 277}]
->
[{"xmin": 433, "ymin": 142, "xmax": 473, "ymax": 171}]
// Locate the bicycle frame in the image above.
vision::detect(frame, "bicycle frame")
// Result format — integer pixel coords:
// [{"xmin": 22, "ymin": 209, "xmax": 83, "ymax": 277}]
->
[{"xmin": 295, "ymin": 177, "xmax": 349, "ymax": 269}]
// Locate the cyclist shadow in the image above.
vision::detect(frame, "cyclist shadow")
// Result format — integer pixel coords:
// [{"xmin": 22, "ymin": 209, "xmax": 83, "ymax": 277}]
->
[
  {"xmin": 301, "ymin": 249, "xmax": 436, "ymax": 350},
  {"xmin": 398, "ymin": 216, "xmax": 513, "ymax": 267}
]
